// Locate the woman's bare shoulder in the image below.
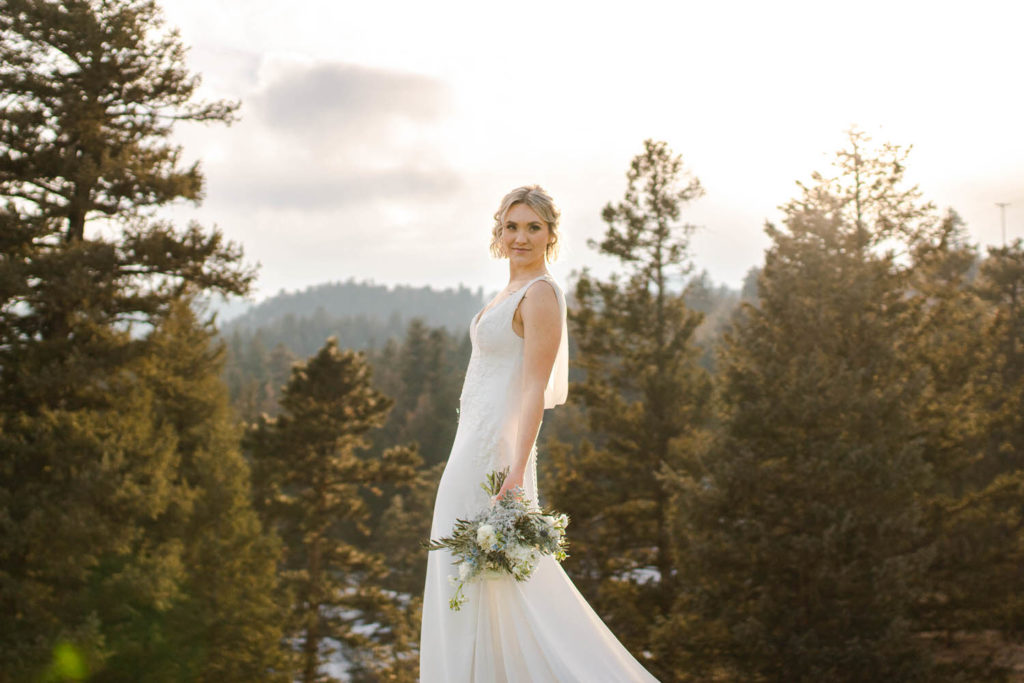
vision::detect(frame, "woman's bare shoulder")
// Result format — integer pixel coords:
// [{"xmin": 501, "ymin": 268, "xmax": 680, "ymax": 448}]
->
[{"xmin": 521, "ymin": 278, "xmax": 559, "ymax": 312}]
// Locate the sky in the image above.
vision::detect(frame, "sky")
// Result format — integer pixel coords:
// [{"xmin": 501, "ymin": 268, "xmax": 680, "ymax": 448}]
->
[{"xmin": 154, "ymin": 0, "xmax": 1024, "ymax": 304}]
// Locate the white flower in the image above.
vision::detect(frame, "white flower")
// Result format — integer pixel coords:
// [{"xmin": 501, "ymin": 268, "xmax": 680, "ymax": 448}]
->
[
  {"xmin": 458, "ymin": 561, "xmax": 471, "ymax": 580},
  {"xmin": 476, "ymin": 524, "xmax": 498, "ymax": 549},
  {"xmin": 507, "ymin": 544, "xmax": 524, "ymax": 563},
  {"xmin": 506, "ymin": 541, "xmax": 540, "ymax": 576}
]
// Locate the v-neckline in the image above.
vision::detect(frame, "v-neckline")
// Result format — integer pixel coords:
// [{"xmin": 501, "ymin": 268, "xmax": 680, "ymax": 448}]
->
[{"xmin": 472, "ymin": 274, "xmax": 550, "ymax": 331}]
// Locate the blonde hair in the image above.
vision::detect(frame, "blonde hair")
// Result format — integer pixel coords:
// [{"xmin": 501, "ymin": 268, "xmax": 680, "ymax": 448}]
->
[{"xmin": 489, "ymin": 184, "xmax": 561, "ymax": 262}]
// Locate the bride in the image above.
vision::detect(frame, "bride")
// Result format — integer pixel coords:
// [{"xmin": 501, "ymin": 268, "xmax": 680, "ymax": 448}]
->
[{"xmin": 419, "ymin": 185, "xmax": 660, "ymax": 682}]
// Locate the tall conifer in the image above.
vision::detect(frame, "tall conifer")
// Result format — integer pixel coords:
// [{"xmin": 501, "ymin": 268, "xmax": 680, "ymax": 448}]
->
[
  {"xmin": 247, "ymin": 337, "xmax": 421, "ymax": 683},
  {"xmin": 550, "ymin": 139, "xmax": 712, "ymax": 669},
  {"xmin": 0, "ymin": 0, "xmax": 257, "ymax": 676},
  {"xmin": 915, "ymin": 238, "xmax": 1024, "ymax": 670},
  {"xmin": 669, "ymin": 128, "xmax": 938, "ymax": 680},
  {"xmin": 127, "ymin": 297, "xmax": 290, "ymax": 680}
]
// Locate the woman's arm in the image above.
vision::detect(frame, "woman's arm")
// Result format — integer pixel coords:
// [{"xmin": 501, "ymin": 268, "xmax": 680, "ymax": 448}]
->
[{"xmin": 494, "ymin": 280, "xmax": 561, "ymax": 501}]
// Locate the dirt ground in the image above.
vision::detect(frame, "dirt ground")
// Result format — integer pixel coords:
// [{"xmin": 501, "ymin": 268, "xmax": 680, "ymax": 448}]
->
[{"xmin": 922, "ymin": 630, "xmax": 1024, "ymax": 680}]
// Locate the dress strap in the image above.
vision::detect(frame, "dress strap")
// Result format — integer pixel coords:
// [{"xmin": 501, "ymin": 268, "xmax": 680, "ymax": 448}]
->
[
  {"xmin": 513, "ymin": 273, "xmax": 568, "ymax": 409},
  {"xmin": 516, "ymin": 273, "xmax": 552, "ymax": 298},
  {"xmin": 509, "ymin": 274, "xmax": 555, "ymax": 316}
]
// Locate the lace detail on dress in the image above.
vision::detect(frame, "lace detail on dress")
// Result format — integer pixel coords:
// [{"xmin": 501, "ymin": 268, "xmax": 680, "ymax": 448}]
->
[
  {"xmin": 458, "ymin": 345, "xmax": 516, "ymax": 467},
  {"xmin": 527, "ymin": 443, "xmax": 540, "ymax": 512},
  {"xmin": 457, "ymin": 274, "xmax": 556, "ymax": 468}
]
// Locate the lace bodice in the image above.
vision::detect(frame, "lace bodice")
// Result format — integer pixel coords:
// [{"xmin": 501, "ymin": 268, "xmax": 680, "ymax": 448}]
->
[{"xmin": 455, "ymin": 273, "xmax": 569, "ymax": 482}]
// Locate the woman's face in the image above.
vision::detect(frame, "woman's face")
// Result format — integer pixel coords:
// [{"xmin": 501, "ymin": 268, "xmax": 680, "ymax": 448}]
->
[{"xmin": 501, "ymin": 202, "xmax": 550, "ymax": 267}]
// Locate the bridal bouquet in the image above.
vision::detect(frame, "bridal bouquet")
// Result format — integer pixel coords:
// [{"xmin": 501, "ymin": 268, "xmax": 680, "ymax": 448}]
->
[{"xmin": 422, "ymin": 467, "xmax": 570, "ymax": 611}]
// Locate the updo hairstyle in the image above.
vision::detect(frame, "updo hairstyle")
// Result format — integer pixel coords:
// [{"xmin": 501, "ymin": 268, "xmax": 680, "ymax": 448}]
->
[{"xmin": 489, "ymin": 184, "xmax": 561, "ymax": 262}]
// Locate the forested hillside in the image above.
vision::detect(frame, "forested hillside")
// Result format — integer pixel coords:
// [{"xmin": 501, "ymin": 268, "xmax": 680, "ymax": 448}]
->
[
  {"xmin": 216, "ymin": 278, "xmax": 483, "ymax": 337},
  {"xmin": 3, "ymin": 1, "xmax": 1021, "ymax": 681},
  {"xmin": 213, "ymin": 269, "xmax": 744, "ymax": 423}
]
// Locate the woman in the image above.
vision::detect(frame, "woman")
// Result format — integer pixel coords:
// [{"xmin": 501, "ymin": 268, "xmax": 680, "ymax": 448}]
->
[{"xmin": 419, "ymin": 185, "xmax": 661, "ymax": 682}]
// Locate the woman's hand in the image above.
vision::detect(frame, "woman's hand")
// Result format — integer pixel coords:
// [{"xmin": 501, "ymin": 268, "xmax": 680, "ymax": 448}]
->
[{"xmin": 493, "ymin": 466, "xmax": 526, "ymax": 504}]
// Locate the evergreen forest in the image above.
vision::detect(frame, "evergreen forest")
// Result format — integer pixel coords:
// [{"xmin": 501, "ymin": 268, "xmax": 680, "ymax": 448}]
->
[{"xmin": 1, "ymin": 1, "xmax": 1022, "ymax": 681}]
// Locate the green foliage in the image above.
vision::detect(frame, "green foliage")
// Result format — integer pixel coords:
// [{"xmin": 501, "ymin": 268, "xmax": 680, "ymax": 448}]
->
[
  {"xmin": 0, "ymin": 356, "xmax": 183, "ymax": 678},
  {"xmin": 375, "ymin": 319, "xmax": 463, "ymax": 468},
  {"xmin": 219, "ymin": 302, "xmax": 470, "ymax": 444},
  {"xmin": 0, "ymin": 0, "xmax": 239, "ymax": 240},
  {"xmin": 0, "ymin": 0, "xmax": 253, "ymax": 361},
  {"xmin": 670, "ymin": 127, "xmax": 940, "ymax": 681},
  {"xmin": 221, "ymin": 329, "xmax": 300, "ymax": 423},
  {"xmin": 0, "ymin": 299, "xmax": 291, "ymax": 681},
  {"xmin": 120, "ymin": 298, "xmax": 290, "ymax": 681},
  {"xmin": 247, "ymin": 337, "xmax": 422, "ymax": 682},
  {"xmin": 547, "ymin": 138, "xmax": 712, "ymax": 678},
  {"xmin": 684, "ymin": 268, "xmax": 742, "ymax": 372},
  {"xmin": 908, "ymin": 230, "xmax": 1024, "ymax": 674},
  {"xmin": 0, "ymin": 0, "xmax": 284, "ymax": 678}
]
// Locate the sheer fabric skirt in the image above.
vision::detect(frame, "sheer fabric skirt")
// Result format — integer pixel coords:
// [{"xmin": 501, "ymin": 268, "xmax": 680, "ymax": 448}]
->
[{"xmin": 419, "ymin": 424, "xmax": 660, "ymax": 682}]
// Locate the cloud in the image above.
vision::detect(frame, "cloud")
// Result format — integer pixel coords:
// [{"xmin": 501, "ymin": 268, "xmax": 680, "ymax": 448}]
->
[
  {"xmin": 254, "ymin": 61, "xmax": 448, "ymax": 134},
  {"xmin": 212, "ymin": 165, "xmax": 462, "ymax": 210},
  {"xmin": 207, "ymin": 58, "xmax": 461, "ymax": 211}
]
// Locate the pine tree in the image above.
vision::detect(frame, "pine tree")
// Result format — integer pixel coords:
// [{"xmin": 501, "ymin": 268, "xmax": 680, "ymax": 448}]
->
[
  {"xmin": 916, "ymin": 237, "xmax": 1024, "ymax": 670},
  {"xmin": 0, "ymin": 0, "xmax": 238, "ymax": 241},
  {"xmin": 0, "ymin": 0, "xmax": 256, "ymax": 677},
  {"xmin": 740, "ymin": 265, "xmax": 761, "ymax": 305},
  {"xmin": 0, "ymin": 332, "xmax": 184, "ymax": 679},
  {"xmin": 247, "ymin": 337, "xmax": 421, "ymax": 683},
  {"xmin": 898, "ymin": 211, "xmax": 983, "ymax": 641},
  {"xmin": 550, "ymin": 138, "xmax": 712, "ymax": 669},
  {"xmin": 387, "ymin": 319, "xmax": 461, "ymax": 467},
  {"xmin": 223, "ymin": 331, "xmax": 299, "ymax": 423},
  {"xmin": 669, "ymin": 127, "xmax": 938, "ymax": 681},
  {"xmin": 972, "ymin": 240, "xmax": 1024, "ymax": 479},
  {"xmin": 893, "ymin": 196, "xmax": 1024, "ymax": 675},
  {"xmin": 0, "ymin": 0, "xmax": 251, "ymax": 382},
  {"xmin": 122, "ymin": 297, "xmax": 291, "ymax": 681}
]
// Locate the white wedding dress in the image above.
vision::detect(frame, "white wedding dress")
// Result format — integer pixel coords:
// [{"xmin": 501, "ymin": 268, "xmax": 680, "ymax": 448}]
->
[{"xmin": 419, "ymin": 273, "xmax": 661, "ymax": 682}]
